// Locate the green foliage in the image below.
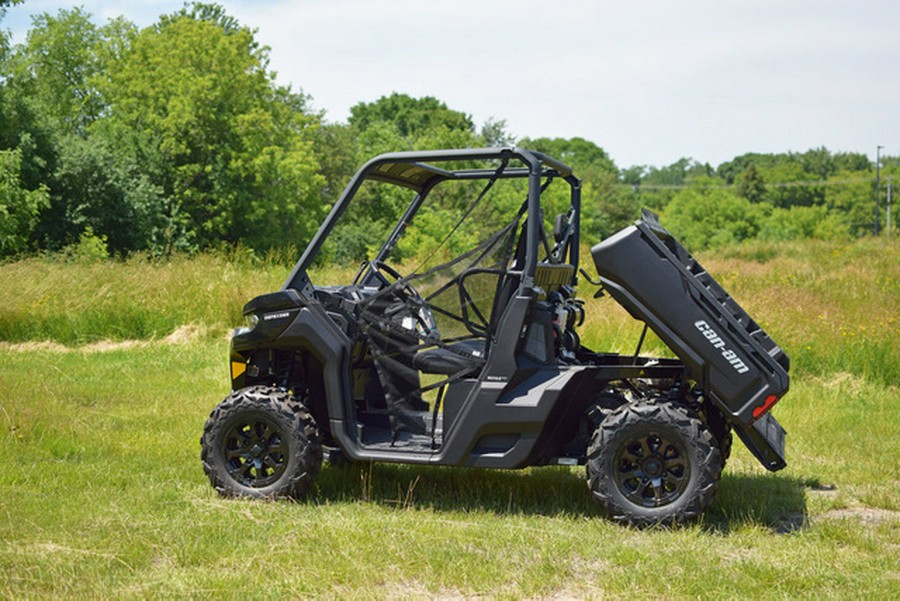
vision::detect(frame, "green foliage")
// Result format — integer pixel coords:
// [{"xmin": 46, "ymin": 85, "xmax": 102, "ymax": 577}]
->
[
  {"xmin": 825, "ymin": 169, "xmax": 877, "ymax": 236},
  {"xmin": 628, "ymin": 157, "xmax": 715, "ymax": 212},
  {"xmin": 99, "ymin": 9, "xmax": 325, "ymax": 250},
  {"xmin": 1, "ymin": 3, "xmax": 325, "ymax": 255},
  {"xmin": 759, "ymin": 205, "xmax": 851, "ymax": 243},
  {"xmin": 0, "ymin": 147, "xmax": 49, "ymax": 256},
  {"xmin": 41, "ymin": 135, "xmax": 162, "ymax": 253},
  {"xmin": 758, "ymin": 162, "xmax": 824, "ymax": 208},
  {"xmin": 0, "ymin": 1, "xmax": 12, "ymax": 58},
  {"xmin": 4, "ymin": 7, "xmax": 106, "ymax": 137},
  {"xmin": 480, "ymin": 117, "xmax": 514, "ymax": 147},
  {"xmin": 717, "ymin": 152, "xmax": 786, "ymax": 184},
  {"xmin": 664, "ymin": 178, "xmax": 766, "ymax": 250},
  {"xmin": 61, "ymin": 226, "xmax": 108, "ymax": 261},
  {"xmin": 312, "ymin": 122, "xmax": 359, "ymax": 201},
  {"xmin": 518, "ymin": 136, "xmax": 618, "ymax": 177},
  {"xmin": 350, "ymin": 92, "xmax": 474, "ymax": 139},
  {"xmin": 734, "ymin": 164, "xmax": 767, "ymax": 203}
]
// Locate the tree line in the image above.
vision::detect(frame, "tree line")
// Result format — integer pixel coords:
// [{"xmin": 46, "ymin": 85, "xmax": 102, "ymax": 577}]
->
[{"xmin": 1, "ymin": 2, "xmax": 894, "ymax": 259}]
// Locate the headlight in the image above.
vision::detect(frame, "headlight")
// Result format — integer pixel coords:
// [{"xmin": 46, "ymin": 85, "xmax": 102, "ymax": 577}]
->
[{"xmin": 245, "ymin": 313, "xmax": 259, "ymax": 329}]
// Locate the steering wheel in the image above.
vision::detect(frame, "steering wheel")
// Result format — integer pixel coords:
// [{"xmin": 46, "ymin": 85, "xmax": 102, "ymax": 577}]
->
[
  {"xmin": 370, "ymin": 260, "xmax": 417, "ymax": 296},
  {"xmin": 369, "ymin": 260, "xmax": 436, "ymax": 336}
]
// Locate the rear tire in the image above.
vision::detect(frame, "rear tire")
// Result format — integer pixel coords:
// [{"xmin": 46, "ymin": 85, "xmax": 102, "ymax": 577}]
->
[
  {"xmin": 201, "ymin": 386, "xmax": 322, "ymax": 499},
  {"xmin": 586, "ymin": 400, "xmax": 722, "ymax": 526},
  {"xmin": 701, "ymin": 402, "xmax": 733, "ymax": 463}
]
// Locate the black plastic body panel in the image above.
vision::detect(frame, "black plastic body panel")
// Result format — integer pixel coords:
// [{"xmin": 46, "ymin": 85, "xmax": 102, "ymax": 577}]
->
[
  {"xmin": 590, "ymin": 212, "xmax": 789, "ymax": 470},
  {"xmin": 736, "ymin": 412, "xmax": 787, "ymax": 471}
]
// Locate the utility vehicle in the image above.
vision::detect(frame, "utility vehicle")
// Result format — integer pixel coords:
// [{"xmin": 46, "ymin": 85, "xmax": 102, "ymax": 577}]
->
[{"xmin": 201, "ymin": 148, "xmax": 789, "ymax": 525}]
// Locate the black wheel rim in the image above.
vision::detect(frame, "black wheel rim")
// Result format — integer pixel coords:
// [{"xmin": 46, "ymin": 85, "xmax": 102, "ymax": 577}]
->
[
  {"xmin": 613, "ymin": 429, "xmax": 690, "ymax": 508},
  {"xmin": 222, "ymin": 416, "xmax": 289, "ymax": 488}
]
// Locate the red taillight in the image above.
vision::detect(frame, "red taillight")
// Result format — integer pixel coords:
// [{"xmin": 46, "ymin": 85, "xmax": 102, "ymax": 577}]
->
[{"xmin": 753, "ymin": 394, "xmax": 779, "ymax": 419}]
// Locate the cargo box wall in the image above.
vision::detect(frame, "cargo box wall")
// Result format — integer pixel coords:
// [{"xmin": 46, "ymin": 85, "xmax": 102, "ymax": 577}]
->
[{"xmin": 590, "ymin": 212, "xmax": 790, "ymax": 429}]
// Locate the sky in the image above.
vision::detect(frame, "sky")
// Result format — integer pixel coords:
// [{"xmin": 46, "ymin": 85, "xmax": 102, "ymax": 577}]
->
[{"xmin": 4, "ymin": 0, "xmax": 898, "ymax": 168}]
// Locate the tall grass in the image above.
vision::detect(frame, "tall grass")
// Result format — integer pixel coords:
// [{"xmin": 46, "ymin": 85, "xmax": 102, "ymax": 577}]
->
[
  {"xmin": 0, "ymin": 253, "xmax": 289, "ymax": 344},
  {"xmin": 3, "ymin": 239, "xmax": 897, "ymax": 378}
]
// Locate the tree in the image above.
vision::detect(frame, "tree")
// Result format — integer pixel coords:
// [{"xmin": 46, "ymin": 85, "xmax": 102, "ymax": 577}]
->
[
  {"xmin": 480, "ymin": 117, "xmax": 514, "ymax": 147},
  {"xmin": 349, "ymin": 92, "xmax": 474, "ymax": 139},
  {"xmin": 519, "ymin": 136, "xmax": 617, "ymax": 179},
  {"xmin": 833, "ymin": 151, "xmax": 870, "ymax": 173},
  {"xmin": 0, "ymin": 147, "xmax": 49, "ymax": 256},
  {"xmin": 629, "ymin": 157, "xmax": 714, "ymax": 212},
  {"xmin": 313, "ymin": 122, "xmax": 359, "ymax": 203},
  {"xmin": 735, "ymin": 164, "xmax": 767, "ymax": 204},
  {"xmin": 758, "ymin": 162, "xmax": 823, "ymax": 208},
  {"xmin": 5, "ymin": 7, "xmax": 108, "ymax": 137},
  {"xmin": 663, "ymin": 179, "xmax": 765, "ymax": 250},
  {"xmin": 44, "ymin": 135, "xmax": 162, "ymax": 253},
  {"xmin": 0, "ymin": 0, "xmax": 16, "ymax": 59},
  {"xmin": 760, "ymin": 205, "xmax": 849, "ymax": 242},
  {"xmin": 2, "ymin": 8, "xmax": 144, "ymax": 250},
  {"xmin": 99, "ymin": 4, "xmax": 324, "ymax": 250}
]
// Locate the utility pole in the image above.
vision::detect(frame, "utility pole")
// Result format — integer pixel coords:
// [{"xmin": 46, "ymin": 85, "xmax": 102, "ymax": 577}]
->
[{"xmin": 875, "ymin": 145, "xmax": 883, "ymax": 235}]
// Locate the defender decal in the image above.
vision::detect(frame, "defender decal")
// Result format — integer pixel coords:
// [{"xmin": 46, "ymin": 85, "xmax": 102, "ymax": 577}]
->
[
  {"xmin": 694, "ymin": 320, "xmax": 750, "ymax": 374},
  {"xmin": 263, "ymin": 311, "xmax": 291, "ymax": 321}
]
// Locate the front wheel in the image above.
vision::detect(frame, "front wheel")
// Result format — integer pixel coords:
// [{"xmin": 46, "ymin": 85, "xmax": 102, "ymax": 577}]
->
[
  {"xmin": 586, "ymin": 400, "xmax": 722, "ymax": 526},
  {"xmin": 201, "ymin": 386, "xmax": 322, "ymax": 499}
]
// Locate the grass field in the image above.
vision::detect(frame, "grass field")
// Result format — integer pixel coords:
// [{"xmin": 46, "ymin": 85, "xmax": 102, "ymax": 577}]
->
[{"xmin": 1, "ymin": 238, "xmax": 898, "ymax": 598}]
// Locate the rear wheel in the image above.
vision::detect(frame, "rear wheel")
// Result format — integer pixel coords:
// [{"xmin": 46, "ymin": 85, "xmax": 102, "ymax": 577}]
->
[
  {"xmin": 201, "ymin": 386, "xmax": 322, "ymax": 498},
  {"xmin": 586, "ymin": 400, "xmax": 722, "ymax": 526}
]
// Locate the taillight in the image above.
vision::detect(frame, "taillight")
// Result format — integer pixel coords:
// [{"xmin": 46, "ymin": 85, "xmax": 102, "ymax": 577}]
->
[{"xmin": 753, "ymin": 394, "xmax": 779, "ymax": 419}]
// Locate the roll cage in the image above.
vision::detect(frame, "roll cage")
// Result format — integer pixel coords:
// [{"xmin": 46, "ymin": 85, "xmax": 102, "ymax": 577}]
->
[{"xmin": 282, "ymin": 147, "xmax": 583, "ymax": 296}]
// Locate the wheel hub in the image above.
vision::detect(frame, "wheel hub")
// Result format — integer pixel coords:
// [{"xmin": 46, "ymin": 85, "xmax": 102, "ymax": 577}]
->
[
  {"xmin": 641, "ymin": 457, "xmax": 663, "ymax": 477},
  {"xmin": 613, "ymin": 430, "xmax": 690, "ymax": 508},
  {"xmin": 249, "ymin": 442, "xmax": 266, "ymax": 458},
  {"xmin": 222, "ymin": 417, "xmax": 288, "ymax": 488}
]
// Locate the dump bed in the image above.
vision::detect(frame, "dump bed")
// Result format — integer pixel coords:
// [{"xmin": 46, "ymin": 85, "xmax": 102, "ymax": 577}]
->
[{"xmin": 591, "ymin": 211, "xmax": 789, "ymax": 471}]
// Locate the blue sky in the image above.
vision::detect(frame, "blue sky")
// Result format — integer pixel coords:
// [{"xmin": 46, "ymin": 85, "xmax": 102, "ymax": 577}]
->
[{"xmin": 4, "ymin": 0, "xmax": 898, "ymax": 168}]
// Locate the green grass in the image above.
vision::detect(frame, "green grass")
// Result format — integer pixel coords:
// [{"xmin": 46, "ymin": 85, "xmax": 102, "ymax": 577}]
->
[{"xmin": 1, "ymin": 237, "xmax": 898, "ymax": 597}]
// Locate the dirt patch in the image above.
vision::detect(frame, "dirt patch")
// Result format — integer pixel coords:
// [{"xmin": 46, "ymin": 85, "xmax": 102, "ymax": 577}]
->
[
  {"xmin": 163, "ymin": 324, "xmax": 207, "ymax": 345},
  {"xmin": 0, "ymin": 340, "xmax": 69, "ymax": 352},
  {"xmin": 821, "ymin": 372, "xmax": 862, "ymax": 393},
  {"xmin": 820, "ymin": 507, "xmax": 900, "ymax": 525},
  {"xmin": 0, "ymin": 324, "xmax": 208, "ymax": 353},
  {"xmin": 82, "ymin": 340, "xmax": 147, "ymax": 353}
]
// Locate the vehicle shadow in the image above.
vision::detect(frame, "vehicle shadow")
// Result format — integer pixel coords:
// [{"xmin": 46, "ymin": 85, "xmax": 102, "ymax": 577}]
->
[
  {"xmin": 704, "ymin": 472, "xmax": 814, "ymax": 533},
  {"xmin": 313, "ymin": 461, "xmax": 812, "ymax": 533}
]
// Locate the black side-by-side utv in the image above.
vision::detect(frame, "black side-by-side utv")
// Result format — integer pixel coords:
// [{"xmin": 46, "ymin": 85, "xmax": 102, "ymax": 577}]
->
[{"xmin": 201, "ymin": 147, "xmax": 789, "ymax": 525}]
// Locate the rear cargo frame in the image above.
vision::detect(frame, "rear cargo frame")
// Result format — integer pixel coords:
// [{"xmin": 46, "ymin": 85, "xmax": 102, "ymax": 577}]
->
[{"xmin": 591, "ymin": 210, "xmax": 790, "ymax": 470}]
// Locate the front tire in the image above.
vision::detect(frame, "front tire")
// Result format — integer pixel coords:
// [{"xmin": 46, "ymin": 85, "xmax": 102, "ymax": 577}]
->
[
  {"xmin": 586, "ymin": 400, "xmax": 722, "ymax": 526},
  {"xmin": 201, "ymin": 386, "xmax": 322, "ymax": 499}
]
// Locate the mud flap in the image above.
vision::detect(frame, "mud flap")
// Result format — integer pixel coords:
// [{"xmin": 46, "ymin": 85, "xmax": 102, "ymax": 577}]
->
[{"xmin": 734, "ymin": 412, "xmax": 787, "ymax": 471}]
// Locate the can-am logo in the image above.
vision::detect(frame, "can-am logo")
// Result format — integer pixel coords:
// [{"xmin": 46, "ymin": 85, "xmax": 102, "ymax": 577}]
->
[{"xmin": 694, "ymin": 320, "xmax": 750, "ymax": 374}]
